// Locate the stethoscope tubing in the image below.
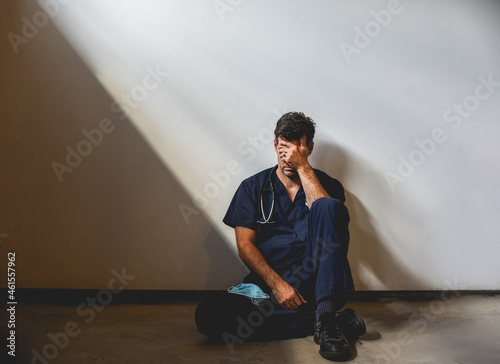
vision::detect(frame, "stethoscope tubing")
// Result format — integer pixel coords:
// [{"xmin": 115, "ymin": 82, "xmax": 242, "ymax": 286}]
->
[{"xmin": 257, "ymin": 165, "xmax": 278, "ymax": 224}]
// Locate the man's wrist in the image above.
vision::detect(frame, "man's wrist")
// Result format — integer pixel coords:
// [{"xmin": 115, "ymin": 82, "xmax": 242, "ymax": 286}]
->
[
  {"xmin": 296, "ymin": 162, "xmax": 313, "ymax": 175},
  {"xmin": 266, "ymin": 273, "xmax": 284, "ymax": 290}
]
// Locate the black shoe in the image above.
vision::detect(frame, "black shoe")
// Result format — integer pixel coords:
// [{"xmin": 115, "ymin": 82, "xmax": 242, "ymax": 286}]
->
[
  {"xmin": 313, "ymin": 312, "xmax": 350, "ymax": 361},
  {"xmin": 336, "ymin": 308, "xmax": 366, "ymax": 342}
]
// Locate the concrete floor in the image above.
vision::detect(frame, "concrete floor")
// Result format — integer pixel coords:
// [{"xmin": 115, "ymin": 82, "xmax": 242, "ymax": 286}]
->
[{"xmin": 7, "ymin": 294, "xmax": 500, "ymax": 364}]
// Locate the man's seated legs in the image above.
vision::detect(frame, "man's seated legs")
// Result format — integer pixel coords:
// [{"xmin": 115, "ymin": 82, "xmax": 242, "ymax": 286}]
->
[
  {"xmin": 195, "ymin": 292, "xmax": 314, "ymax": 345},
  {"xmin": 297, "ymin": 197, "xmax": 362, "ymax": 360},
  {"xmin": 302, "ymin": 197, "xmax": 354, "ymax": 305}
]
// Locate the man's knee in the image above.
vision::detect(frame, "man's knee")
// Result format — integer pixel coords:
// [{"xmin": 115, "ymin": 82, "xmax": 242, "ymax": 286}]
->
[
  {"xmin": 310, "ymin": 197, "xmax": 343, "ymax": 214},
  {"xmin": 195, "ymin": 293, "xmax": 258, "ymax": 340},
  {"xmin": 310, "ymin": 198, "xmax": 349, "ymax": 227},
  {"xmin": 195, "ymin": 297, "xmax": 221, "ymax": 337},
  {"xmin": 307, "ymin": 198, "xmax": 350, "ymax": 255}
]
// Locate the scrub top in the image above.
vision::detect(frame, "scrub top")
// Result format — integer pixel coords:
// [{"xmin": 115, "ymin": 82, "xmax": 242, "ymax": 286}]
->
[{"xmin": 223, "ymin": 166, "xmax": 346, "ymax": 275}]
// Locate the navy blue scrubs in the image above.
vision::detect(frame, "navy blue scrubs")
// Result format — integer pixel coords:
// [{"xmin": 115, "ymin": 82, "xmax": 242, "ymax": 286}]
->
[
  {"xmin": 195, "ymin": 166, "xmax": 355, "ymax": 341},
  {"xmin": 223, "ymin": 166, "xmax": 354, "ymax": 304}
]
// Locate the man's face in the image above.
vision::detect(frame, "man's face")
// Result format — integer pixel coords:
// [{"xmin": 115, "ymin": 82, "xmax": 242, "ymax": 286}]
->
[{"xmin": 274, "ymin": 136, "xmax": 300, "ymax": 180}]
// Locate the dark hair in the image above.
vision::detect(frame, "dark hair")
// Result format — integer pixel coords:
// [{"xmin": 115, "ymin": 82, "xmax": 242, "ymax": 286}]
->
[{"xmin": 274, "ymin": 112, "xmax": 316, "ymax": 149}]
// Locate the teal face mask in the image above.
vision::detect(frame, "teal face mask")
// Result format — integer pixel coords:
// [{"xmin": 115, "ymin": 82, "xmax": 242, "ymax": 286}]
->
[{"xmin": 227, "ymin": 283, "xmax": 270, "ymax": 305}]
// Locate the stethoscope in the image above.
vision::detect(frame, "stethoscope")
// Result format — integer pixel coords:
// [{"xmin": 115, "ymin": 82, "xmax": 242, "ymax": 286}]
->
[{"xmin": 257, "ymin": 165, "xmax": 278, "ymax": 224}]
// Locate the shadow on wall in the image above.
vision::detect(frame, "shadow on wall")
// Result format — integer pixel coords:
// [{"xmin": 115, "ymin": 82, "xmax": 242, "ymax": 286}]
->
[
  {"xmin": 0, "ymin": 0, "xmax": 245, "ymax": 290},
  {"xmin": 312, "ymin": 139, "xmax": 425, "ymax": 290}
]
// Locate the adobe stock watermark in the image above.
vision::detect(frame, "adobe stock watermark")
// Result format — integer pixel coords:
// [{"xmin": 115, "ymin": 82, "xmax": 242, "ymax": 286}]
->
[
  {"xmin": 213, "ymin": 0, "xmax": 245, "ymax": 21},
  {"xmin": 280, "ymin": 233, "xmax": 340, "ymax": 294},
  {"xmin": 110, "ymin": 64, "xmax": 170, "ymax": 120},
  {"xmin": 385, "ymin": 73, "xmax": 500, "ymax": 191},
  {"xmin": 51, "ymin": 118, "xmax": 116, "ymax": 182},
  {"xmin": 357, "ymin": 278, "xmax": 464, "ymax": 364},
  {"xmin": 178, "ymin": 107, "xmax": 287, "ymax": 224},
  {"xmin": 30, "ymin": 267, "xmax": 135, "ymax": 364},
  {"xmin": 51, "ymin": 63, "xmax": 168, "ymax": 183},
  {"xmin": 7, "ymin": 0, "xmax": 72, "ymax": 54},
  {"xmin": 223, "ymin": 299, "xmax": 277, "ymax": 354},
  {"xmin": 340, "ymin": 0, "xmax": 403, "ymax": 64}
]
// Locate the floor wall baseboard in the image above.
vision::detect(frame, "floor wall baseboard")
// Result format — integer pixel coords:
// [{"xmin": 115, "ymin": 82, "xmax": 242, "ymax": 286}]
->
[{"xmin": 1, "ymin": 288, "xmax": 498, "ymax": 305}]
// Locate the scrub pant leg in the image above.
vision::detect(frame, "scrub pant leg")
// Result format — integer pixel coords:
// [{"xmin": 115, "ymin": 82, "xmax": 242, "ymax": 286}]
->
[
  {"xmin": 195, "ymin": 198, "xmax": 353, "ymax": 341},
  {"xmin": 292, "ymin": 197, "xmax": 354, "ymax": 311},
  {"xmin": 195, "ymin": 293, "xmax": 314, "ymax": 343}
]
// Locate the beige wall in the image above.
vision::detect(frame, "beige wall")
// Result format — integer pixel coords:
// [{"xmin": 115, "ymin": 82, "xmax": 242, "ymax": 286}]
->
[
  {"xmin": 0, "ymin": 0, "xmax": 247, "ymax": 290},
  {"xmin": 2, "ymin": 0, "xmax": 500, "ymax": 291}
]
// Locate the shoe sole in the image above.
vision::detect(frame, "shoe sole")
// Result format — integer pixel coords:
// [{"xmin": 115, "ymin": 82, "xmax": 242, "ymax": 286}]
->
[{"xmin": 319, "ymin": 347, "xmax": 351, "ymax": 361}]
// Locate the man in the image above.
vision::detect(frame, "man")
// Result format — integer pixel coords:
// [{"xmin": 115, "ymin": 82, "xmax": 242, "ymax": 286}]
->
[{"xmin": 196, "ymin": 112, "xmax": 365, "ymax": 361}]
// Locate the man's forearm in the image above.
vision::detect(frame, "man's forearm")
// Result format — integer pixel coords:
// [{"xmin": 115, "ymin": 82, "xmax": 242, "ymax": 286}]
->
[
  {"xmin": 238, "ymin": 239, "xmax": 307, "ymax": 309},
  {"xmin": 297, "ymin": 164, "xmax": 330, "ymax": 208},
  {"xmin": 237, "ymin": 240, "xmax": 283, "ymax": 289}
]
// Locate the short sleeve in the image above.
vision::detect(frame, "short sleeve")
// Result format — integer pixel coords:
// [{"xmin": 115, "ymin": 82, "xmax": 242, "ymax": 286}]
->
[{"xmin": 223, "ymin": 180, "xmax": 259, "ymax": 230}]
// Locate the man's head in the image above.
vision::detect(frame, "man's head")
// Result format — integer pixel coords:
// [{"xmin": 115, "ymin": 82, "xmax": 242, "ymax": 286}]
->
[
  {"xmin": 274, "ymin": 112, "xmax": 316, "ymax": 150},
  {"xmin": 274, "ymin": 112, "xmax": 316, "ymax": 179}
]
